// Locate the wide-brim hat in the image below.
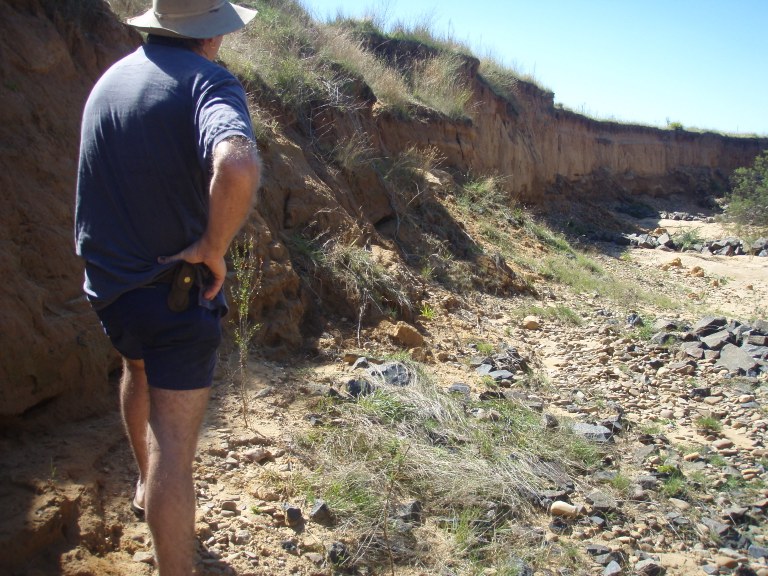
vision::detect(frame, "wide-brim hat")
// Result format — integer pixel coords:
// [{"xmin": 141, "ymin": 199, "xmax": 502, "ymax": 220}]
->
[{"xmin": 127, "ymin": 0, "xmax": 257, "ymax": 39}]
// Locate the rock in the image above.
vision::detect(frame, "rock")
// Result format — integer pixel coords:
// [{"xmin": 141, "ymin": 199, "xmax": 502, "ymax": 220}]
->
[
  {"xmin": 572, "ymin": 423, "xmax": 613, "ymax": 443},
  {"xmin": 702, "ymin": 329, "xmax": 734, "ymax": 350},
  {"xmin": 749, "ymin": 544, "xmax": 768, "ymax": 559},
  {"xmin": 243, "ymin": 448, "xmax": 272, "ymax": 463},
  {"xmin": 550, "ymin": 501, "xmax": 581, "ymax": 518},
  {"xmin": 586, "ymin": 490, "xmax": 618, "ymax": 512},
  {"xmin": 283, "ymin": 504, "xmax": 303, "ymax": 527},
  {"xmin": 542, "ymin": 413, "xmax": 559, "ymax": 429},
  {"xmin": 395, "ymin": 500, "xmax": 423, "ymax": 524},
  {"xmin": 346, "ymin": 378, "xmax": 374, "ymax": 397},
  {"xmin": 603, "ymin": 560, "xmax": 622, "ymax": 576},
  {"xmin": 635, "ymin": 558, "xmax": 665, "ymax": 575},
  {"xmin": 366, "ymin": 362, "xmax": 412, "ymax": 387},
  {"xmin": 328, "ymin": 542, "xmax": 350, "ymax": 565},
  {"xmin": 668, "ymin": 498, "xmax": 690, "ymax": 511},
  {"xmin": 488, "ymin": 369, "xmax": 514, "ymax": 381},
  {"xmin": 133, "ymin": 551, "xmax": 155, "ymax": 565},
  {"xmin": 716, "ymin": 344, "xmax": 759, "ymax": 374},
  {"xmin": 715, "ymin": 555, "xmax": 738, "ymax": 569},
  {"xmin": 309, "ymin": 500, "xmax": 333, "ymax": 525},
  {"xmin": 390, "ymin": 321, "xmax": 424, "ymax": 347},
  {"xmin": 233, "ymin": 529, "xmax": 251, "ymax": 545},
  {"xmin": 448, "ymin": 383, "xmax": 471, "ymax": 396},
  {"xmin": 693, "ymin": 316, "xmax": 728, "ymax": 337},
  {"xmin": 522, "ymin": 316, "xmax": 541, "ymax": 330},
  {"xmin": 712, "ymin": 439, "xmax": 734, "ymax": 450}
]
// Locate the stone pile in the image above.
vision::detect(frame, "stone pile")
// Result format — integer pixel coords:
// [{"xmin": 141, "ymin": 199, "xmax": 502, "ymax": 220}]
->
[
  {"xmin": 648, "ymin": 316, "xmax": 768, "ymax": 377},
  {"xmin": 623, "ymin": 233, "xmax": 768, "ymax": 257}
]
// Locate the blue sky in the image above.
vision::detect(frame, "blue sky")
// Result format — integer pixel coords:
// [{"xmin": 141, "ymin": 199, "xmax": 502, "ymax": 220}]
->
[{"xmin": 301, "ymin": 0, "xmax": 768, "ymax": 135}]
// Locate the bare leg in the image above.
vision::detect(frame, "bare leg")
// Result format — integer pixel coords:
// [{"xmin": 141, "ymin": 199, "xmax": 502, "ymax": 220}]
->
[
  {"xmin": 146, "ymin": 386, "xmax": 210, "ymax": 576},
  {"xmin": 121, "ymin": 358, "xmax": 149, "ymax": 508}
]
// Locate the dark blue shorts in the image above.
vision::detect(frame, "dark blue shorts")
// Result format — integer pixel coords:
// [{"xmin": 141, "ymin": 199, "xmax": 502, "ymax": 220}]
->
[{"xmin": 95, "ymin": 283, "xmax": 223, "ymax": 390}]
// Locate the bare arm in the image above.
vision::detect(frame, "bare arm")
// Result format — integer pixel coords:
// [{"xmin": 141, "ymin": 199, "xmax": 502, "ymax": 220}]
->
[{"xmin": 159, "ymin": 137, "xmax": 261, "ymax": 300}]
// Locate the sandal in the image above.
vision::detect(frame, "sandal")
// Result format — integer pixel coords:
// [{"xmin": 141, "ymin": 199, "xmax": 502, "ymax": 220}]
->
[{"xmin": 131, "ymin": 494, "xmax": 145, "ymax": 520}]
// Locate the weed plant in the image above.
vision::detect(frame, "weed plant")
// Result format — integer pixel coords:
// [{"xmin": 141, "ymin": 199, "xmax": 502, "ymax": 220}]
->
[
  {"xmin": 295, "ymin": 363, "xmax": 608, "ymax": 572},
  {"xmin": 229, "ymin": 235, "xmax": 263, "ymax": 429},
  {"xmin": 673, "ymin": 227, "xmax": 705, "ymax": 251}
]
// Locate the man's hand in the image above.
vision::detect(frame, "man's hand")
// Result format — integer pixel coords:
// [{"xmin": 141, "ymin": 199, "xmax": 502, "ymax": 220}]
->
[{"xmin": 158, "ymin": 241, "xmax": 226, "ymax": 301}]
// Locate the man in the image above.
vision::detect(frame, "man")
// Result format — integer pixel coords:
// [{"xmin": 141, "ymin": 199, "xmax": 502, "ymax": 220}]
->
[{"xmin": 74, "ymin": 1, "xmax": 261, "ymax": 574}]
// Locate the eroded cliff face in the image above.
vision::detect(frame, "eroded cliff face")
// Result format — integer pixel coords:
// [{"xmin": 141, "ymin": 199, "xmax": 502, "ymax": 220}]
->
[{"xmin": 0, "ymin": 1, "xmax": 765, "ymax": 419}]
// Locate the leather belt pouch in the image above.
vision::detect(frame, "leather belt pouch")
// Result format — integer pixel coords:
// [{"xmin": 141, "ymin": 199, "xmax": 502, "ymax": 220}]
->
[{"xmin": 167, "ymin": 262, "xmax": 196, "ymax": 312}]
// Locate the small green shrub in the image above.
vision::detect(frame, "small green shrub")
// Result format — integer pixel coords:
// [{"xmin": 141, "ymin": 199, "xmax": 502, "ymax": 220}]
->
[
  {"xmin": 724, "ymin": 149, "xmax": 768, "ymax": 229},
  {"xmin": 674, "ymin": 227, "xmax": 705, "ymax": 251},
  {"xmin": 695, "ymin": 416, "xmax": 722, "ymax": 434}
]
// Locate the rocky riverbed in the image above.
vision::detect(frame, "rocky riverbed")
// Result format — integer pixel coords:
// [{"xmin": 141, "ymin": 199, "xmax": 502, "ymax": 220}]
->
[{"xmin": 1, "ymin": 214, "xmax": 766, "ymax": 576}]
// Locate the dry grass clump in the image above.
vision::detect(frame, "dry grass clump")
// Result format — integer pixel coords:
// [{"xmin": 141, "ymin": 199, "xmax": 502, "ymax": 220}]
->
[
  {"xmin": 294, "ymin": 362, "xmax": 604, "ymax": 572},
  {"xmin": 409, "ymin": 53, "xmax": 474, "ymax": 119}
]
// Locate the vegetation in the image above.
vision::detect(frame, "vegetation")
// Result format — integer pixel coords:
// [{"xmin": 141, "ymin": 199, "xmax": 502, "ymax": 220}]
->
[
  {"xmin": 229, "ymin": 235, "xmax": 262, "ymax": 429},
  {"xmin": 724, "ymin": 149, "xmax": 768, "ymax": 229},
  {"xmin": 673, "ymin": 226, "xmax": 705, "ymax": 251},
  {"xmin": 292, "ymin": 361, "xmax": 608, "ymax": 572}
]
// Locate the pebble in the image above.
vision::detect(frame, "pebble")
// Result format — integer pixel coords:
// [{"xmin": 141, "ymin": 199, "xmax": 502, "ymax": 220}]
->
[
  {"xmin": 549, "ymin": 501, "xmax": 581, "ymax": 518},
  {"xmin": 132, "ymin": 551, "xmax": 155, "ymax": 565}
]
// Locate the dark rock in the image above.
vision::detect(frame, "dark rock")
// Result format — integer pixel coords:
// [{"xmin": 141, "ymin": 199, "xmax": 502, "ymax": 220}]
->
[
  {"xmin": 692, "ymin": 316, "xmax": 728, "ymax": 337},
  {"xmin": 475, "ymin": 363, "xmax": 493, "ymax": 376},
  {"xmin": 680, "ymin": 341, "xmax": 705, "ymax": 359},
  {"xmin": 590, "ymin": 515, "xmax": 607, "ymax": 528},
  {"xmin": 690, "ymin": 386, "xmax": 711, "ymax": 398},
  {"xmin": 479, "ymin": 390, "xmax": 506, "ymax": 400},
  {"xmin": 448, "ymin": 383, "xmax": 471, "ymax": 396},
  {"xmin": 351, "ymin": 357, "xmax": 370, "ymax": 369},
  {"xmin": 395, "ymin": 500, "xmax": 423, "ymax": 525},
  {"xmin": 488, "ymin": 369, "xmax": 514, "ymax": 381},
  {"xmin": 346, "ymin": 378, "xmax": 374, "ymax": 397},
  {"xmin": 653, "ymin": 318, "xmax": 682, "ymax": 331},
  {"xmin": 367, "ymin": 361, "xmax": 412, "ymax": 387},
  {"xmin": 283, "ymin": 504, "xmax": 304, "ymax": 527},
  {"xmin": 748, "ymin": 544, "xmax": 768, "ymax": 559},
  {"xmin": 750, "ymin": 238, "xmax": 768, "ymax": 254},
  {"xmin": 627, "ymin": 312, "xmax": 644, "ymax": 327},
  {"xmin": 327, "ymin": 542, "xmax": 350, "ymax": 566},
  {"xmin": 743, "ymin": 343, "xmax": 768, "ymax": 360},
  {"xmin": 586, "ymin": 490, "xmax": 618, "ymax": 512},
  {"xmin": 716, "ymin": 343, "xmax": 759, "ymax": 374},
  {"xmin": 702, "ymin": 329, "xmax": 734, "ymax": 350},
  {"xmin": 752, "ymin": 319, "xmax": 768, "ymax": 334},
  {"xmin": 633, "ymin": 445, "xmax": 658, "ymax": 464},
  {"xmin": 722, "ymin": 505, "xmax": 749, "ymax": 523},
  {"xmin": 586, "ymin": 544, "xmax": 612, "ymax": 557},
  {"xmin": 280, "ymin": 540, "xmax": 298, "ymax": 554},
  {"xmin": 309, "ymin": 500, "xmax": 333, "ymax": 525},
  {"xmin": 635, "ymin": 475, "xmax": 658, "ymax": 489},
  {"xmin": 701, "ymin": 516, "xmax": 735, "ymax": 538},
  {"xmin": 650, "ymin": 332, "xmax": 679, "ymax": 346},
  {"xmin": 635, "ymin": 558, "xmax": 665, "ymax": 575},
  {"xmin": 747, "ymin": 334, "xmax": 768, "ymax": 346},
  {"xmin": 572, "ymin": 423, "xmax": 613, "ymax": 443}
]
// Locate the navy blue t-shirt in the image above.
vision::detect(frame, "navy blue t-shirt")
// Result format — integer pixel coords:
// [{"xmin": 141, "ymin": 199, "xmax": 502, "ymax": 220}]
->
[{"xmin": 75, "ymin": 37, "xmax": 254, "ymax": 308}]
